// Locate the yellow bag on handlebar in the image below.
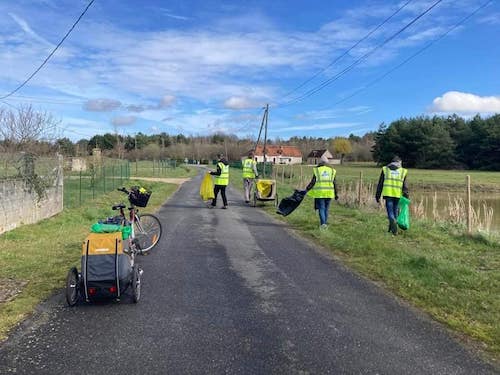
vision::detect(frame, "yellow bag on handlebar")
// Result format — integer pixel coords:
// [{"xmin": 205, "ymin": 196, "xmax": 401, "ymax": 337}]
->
[{"xmin": 200, "ymin": 173, "xmax": 215, "ymax": 201}]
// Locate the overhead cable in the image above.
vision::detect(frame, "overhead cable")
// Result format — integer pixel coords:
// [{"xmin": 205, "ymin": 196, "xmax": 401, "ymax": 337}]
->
[
  {"xmin": 329, "ymin": 0, "xmax": 494, "ymax": 108},
  {"xmin": 280, "ymin": 0, "xmax": 413, "ymax": 101},
  {"xmin": 278, "ymin": 0, "xmax": 444, "ymax": 107},
  {"xmin": 0, "ymin": 0, "xmax": 95, "ymax": 100}
]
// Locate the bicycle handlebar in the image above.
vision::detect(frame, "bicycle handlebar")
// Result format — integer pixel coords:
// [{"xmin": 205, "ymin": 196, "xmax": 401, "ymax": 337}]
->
[{"xmin": 117, "ymin": 187, "xmax": 129, "ymax": 194}]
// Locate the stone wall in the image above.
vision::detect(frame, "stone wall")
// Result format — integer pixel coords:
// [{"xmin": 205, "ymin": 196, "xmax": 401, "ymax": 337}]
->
[{"xmin": 0, "ymin": 169, "xmax": 64, "ymax": 235}]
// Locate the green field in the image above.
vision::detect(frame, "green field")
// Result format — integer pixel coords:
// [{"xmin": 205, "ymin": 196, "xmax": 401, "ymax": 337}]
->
[
  {"xmin": 64, "ymin": 161, "xmax": 197, "ymax": 208},
  {"xmin": 267, "ymin": 162, "xmax": 500, "ymax": 192},
  {"xmin": 231, "ymin": 165, "xmax": 500, "ymax": 361},
  {"xmin": 129, "ymin": 160, "xmax": 198, "ymax": 178}
]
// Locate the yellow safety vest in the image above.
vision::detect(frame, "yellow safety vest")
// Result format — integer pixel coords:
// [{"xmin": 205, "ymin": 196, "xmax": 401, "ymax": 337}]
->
[
  {"xmin": 308, "ymin": 166, "xmax": 336, "ymax": 198},
  {"xmin": 242, "ymin": 158, "xmax": 257, "ymax": 178},
  {"xmin": 214, "ymin": 162, "xmax": 229, "ymax": 186},
  {"xmin": 381, "ymin": 166, "xmax": 407, "ymax": 198}
]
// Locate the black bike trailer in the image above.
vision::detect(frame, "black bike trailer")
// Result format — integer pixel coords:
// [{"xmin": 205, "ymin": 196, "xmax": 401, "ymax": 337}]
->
[{"xmin": 66, "ymin": 231, "xmax": 141, "ymax": 305}]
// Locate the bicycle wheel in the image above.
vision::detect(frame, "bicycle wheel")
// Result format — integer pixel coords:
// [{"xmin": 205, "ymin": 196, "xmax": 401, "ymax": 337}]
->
[
  {"xmin": 131, "ymin": 265, "xmax": 141, "ymax": 303},
  {"xmin": 133, "ymin": 213, "xmax": 162, "ymax": 253}
]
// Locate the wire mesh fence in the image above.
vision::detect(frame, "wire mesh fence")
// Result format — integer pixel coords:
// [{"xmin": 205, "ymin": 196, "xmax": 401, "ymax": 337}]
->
[{"xmin": 63, "ymin": 159, "xmax": 130, "ymax": 208}]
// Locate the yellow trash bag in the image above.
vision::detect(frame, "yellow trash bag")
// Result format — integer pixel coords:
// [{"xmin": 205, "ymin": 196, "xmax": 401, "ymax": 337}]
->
[
  {"xmin": 256, "ymin": 179, "xmax": 273, "ymax": 198},
  {"xmin": 200, "ymin": 173, "xmax": 215, "ymax": 201}
]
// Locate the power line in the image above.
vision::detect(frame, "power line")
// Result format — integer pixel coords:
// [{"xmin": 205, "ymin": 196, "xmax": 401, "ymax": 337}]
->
[
  {"xmin": 280, "ymin": 0, "xmax": 413, "ymax": 101},
  {"xmin": 278, "ymin": 0, "xmax": 444, "ymax": 107},
  {"xmin": 328, "ymin": 0, "xmax": 493, "ymax": 109},
  {"xmin": 0, "ymin": 0, "xmax": 95, "ymax": 100}
]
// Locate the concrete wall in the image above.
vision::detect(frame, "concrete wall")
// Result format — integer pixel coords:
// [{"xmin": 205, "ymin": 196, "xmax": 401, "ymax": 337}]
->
[
  {"xmin": 71, "ymin": 158, "xmax": 87, "ymax": 171},
  {"xmin": 0, "ymin": 170, "xmax": 64, "ymax": 235}
]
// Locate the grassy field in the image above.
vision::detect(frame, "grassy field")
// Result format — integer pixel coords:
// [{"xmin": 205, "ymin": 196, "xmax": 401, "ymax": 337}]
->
[
  {"xmin": 64, "ymin": 161, "xmax": 197, "ymax": 208},
  {"xmin": 129, "ymin": 160, "xmax": 198, "ymax": 178},
  {"xmin": 230, "ymin": 165, "xmax": 500, "ymax": 361},
  {"xmin": 268, "ymin": 162, "xmax": 500, "ymax": 192},
  {"xmin": 0, "ymin": 179, "xmax": 181, "ymax": 341}
]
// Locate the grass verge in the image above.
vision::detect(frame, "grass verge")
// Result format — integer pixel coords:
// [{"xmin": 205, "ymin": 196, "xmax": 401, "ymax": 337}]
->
[
  {"xmin": 0, "ymin": 179, "xmax": 179, "ymax": 341},
  {"xmin": 230, "ymin": 168, "xmax": 500, "ymax": 361}
]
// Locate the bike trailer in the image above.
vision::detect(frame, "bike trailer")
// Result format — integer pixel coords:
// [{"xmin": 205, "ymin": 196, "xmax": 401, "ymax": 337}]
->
[{"xmin": 81, "ymin": 232, "xmax": 132, "ymax": 300}]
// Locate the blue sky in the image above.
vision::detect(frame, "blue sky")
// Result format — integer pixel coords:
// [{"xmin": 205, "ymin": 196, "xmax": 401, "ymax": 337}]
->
[{"xmin": 1, "ymin": 0, "xmax": 499, "ymax": 141}]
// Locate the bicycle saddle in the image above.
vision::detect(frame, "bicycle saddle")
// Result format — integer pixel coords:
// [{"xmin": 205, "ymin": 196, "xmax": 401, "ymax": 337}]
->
[{"xmin": 112, "ymin": 203, "xmax": 126, "ymax": 210}]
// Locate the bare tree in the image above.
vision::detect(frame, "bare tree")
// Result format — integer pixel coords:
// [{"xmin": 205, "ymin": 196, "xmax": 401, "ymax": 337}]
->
[{"xmin": 0, "ymin": 104, "xmax": 60, "ymax": 153}]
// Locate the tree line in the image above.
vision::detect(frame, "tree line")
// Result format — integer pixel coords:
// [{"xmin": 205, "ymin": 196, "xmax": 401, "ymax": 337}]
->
[
  {"xmin": 372, "ymin": 114, "xmax": 500, "ymax": 170},
  {"xmin": 1, "ymin": 104, "xmax": 499, "ymax": 170}
]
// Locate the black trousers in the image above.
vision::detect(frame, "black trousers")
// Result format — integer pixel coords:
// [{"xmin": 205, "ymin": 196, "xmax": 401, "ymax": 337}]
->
[{"xmin": 211, "ymin": 184, "xmax": 227, "ymax": 207}]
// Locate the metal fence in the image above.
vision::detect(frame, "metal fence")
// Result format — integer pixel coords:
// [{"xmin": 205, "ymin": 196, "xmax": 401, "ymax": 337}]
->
[{"xmin": 63, "ymin": 160, "xmax": 130, "ymax": 208}]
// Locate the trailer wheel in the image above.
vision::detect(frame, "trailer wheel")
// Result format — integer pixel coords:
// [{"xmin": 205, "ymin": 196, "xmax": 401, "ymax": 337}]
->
[{"xmin": 65, "ymin": 267, "xmax": 79, "ymax": 306}]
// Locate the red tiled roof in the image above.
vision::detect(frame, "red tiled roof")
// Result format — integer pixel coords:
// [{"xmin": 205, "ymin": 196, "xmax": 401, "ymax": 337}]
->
[{"xmin": 255, "ymin": 145, "xmax": 302, "ymax": 157}]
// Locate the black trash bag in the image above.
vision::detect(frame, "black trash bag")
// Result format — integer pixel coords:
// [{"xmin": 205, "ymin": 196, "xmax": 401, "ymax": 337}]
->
[{"xmin": 276, "ymin": 189, "xmax": 307, "ymax": 216}]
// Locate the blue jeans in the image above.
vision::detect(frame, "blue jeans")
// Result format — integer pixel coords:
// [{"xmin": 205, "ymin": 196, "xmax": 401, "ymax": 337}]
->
[
  {"xmin": 385, "ymin": 197, "xmax": 400, "ymax": 222},
  {"xmin": 315, "ymin": 198, "xmax": 331, "ymax": 225}
]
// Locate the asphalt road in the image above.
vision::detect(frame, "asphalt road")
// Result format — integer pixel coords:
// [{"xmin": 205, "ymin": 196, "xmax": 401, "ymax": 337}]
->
[{"xmin": 1, "ymin": 171, "xmax": 497, "ymax": 374}]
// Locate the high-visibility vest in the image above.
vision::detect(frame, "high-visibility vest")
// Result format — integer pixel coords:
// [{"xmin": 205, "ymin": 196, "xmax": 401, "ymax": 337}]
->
[
  {"xmin": 381, "ymin": 166, "xmax": 407, "ymax": 198},
  {"xmin": 308, "ymin": 166, "xmax": 336, "ymax": 198},
  {"xmin": 242, "ymin": 158, "xmax": 257, "ymax": 178},
  {"xmin": 214, "ymin": 162, "xmax": 229, "ymax": 186}
]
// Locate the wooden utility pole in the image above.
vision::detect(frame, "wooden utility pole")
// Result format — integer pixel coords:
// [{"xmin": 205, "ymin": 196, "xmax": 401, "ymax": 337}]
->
[
  {"xmin": 263, "ymin": 104, "xmax": 269, "ymax": 178},
  {"xmin": 254, "ymin": 104, "xmax": 269, "ymax": 178}
]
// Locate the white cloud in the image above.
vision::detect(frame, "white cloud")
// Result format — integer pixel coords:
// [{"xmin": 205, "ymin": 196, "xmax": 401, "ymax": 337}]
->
[
  {"xmin": 159, "ymin": 9, "xmax": 190, "ymax": 21},
  {"xmin": 224, "ymin": 96, "xmax": 258, "ymax": 110},
  {"xmin": 430, "ymin": 91, "xmax": 500, "ymax": 113},
  {"xmin": 160, "ymin": 95, "xmax": 176, "ymax": 108},
  {"xmin": 8, "ymin": 12, "xmax": 53, "ymax": 47},
  {"xmin": 271, "ymin": 122, "xmax": 361, "ymax": 133},
  {"xmin": 478, "ymin": 13, "xmax": 500, "ymax": 25},
  {"xmin": 111, "ymin": 115, "xmax": 137, "ymax": 126},
  {"xmin": 84, "ymin": 99, "xmax": 122, "ymax": 112}
]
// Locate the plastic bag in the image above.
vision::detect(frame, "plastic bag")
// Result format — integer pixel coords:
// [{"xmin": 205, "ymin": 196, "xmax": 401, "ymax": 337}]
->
[
  {"xmin": 397, "ymin": 196, "xmax": 411, "ymax": 230},
  {"xmin": 200, "ymin": 173, "xmax": 215, "ymax": 201},
  {"xmin": 90, "ymin": 223, "xmax": 122, "ymax": 233},
  {"xmin": 277, "ymin": 190, "xmax": 306, "ymax": 216},
  {"xmin": 256, "ymin": 179, "xmax": 273, "ymax": 198}
]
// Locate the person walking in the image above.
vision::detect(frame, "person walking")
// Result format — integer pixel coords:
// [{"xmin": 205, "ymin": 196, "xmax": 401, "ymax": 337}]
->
[
  {"xmin": 209, "ymin": 154, "xmax": 230, "ymax": 209},
  {"xmin": 306, "ymin": 156, "xmax": 338, "ymax": 230},
  {"xmin": 242, "ymin": 150, "xmax": 258, "ymax": 204},
  {"xmin": 375, "ymin": 156, "xmax": 409, "ymax": 235}
]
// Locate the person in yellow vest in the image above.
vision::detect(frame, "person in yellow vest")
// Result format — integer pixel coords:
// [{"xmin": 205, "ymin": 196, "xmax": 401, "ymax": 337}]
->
[
  {"xmin": 375, "ymin": 156, "xmax": 409, "ymax": 235},
  {"xmin": 242, "ymin": 150, "xmax": 259, "ymax": 204},
  {"xmin": 208, "ymin": 154, "xmax": 230, "ymax": 209},
  {"xmin": 305, "ymin": 156, "xmax": 338, "ymax": 230}
]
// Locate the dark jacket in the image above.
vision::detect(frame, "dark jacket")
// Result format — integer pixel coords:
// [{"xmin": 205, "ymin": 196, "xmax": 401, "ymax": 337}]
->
[{"xmin": 375, "ymin": 162, "xmax": 409, "ymax": 201}]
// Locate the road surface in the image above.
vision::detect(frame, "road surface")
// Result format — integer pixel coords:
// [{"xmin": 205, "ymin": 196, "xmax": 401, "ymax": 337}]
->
[{"xmin": 0, "ymin": 171, "xmax": 497, "ymax": 374}]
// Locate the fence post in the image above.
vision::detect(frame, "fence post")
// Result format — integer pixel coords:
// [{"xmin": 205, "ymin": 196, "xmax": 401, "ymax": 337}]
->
[
  {"xmin": 92, "ymin": 168, "xmax": 95, "ymax": 199},
  {"xmin": 103, "ymin": 165, "xmax": 106, "ymax": 193},
  {"xmin": 79, "ymin": 169, "xmax": 82, "ymax": 207},
  {"xmin": 466, "ymin": 175, "xmax": 472, "ymax": 234},
  {"xmin": 281, "ymin": 165, "xmax": 285, "ymax": 184},
  {"xmin": 358, "ymin": 171, "xmax": 363, "ymax": 205}
]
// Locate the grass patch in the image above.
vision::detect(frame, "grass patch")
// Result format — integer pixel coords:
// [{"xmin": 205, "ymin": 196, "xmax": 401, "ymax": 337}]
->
[
  {"xmin": 270, "ymin": 162, "xmax": 500, "ymax": 192},
  {"xmin": 129, "ymin": 161, "xmax": 197, "ymax": 178},
  {"xmin": 229, "ymin": 167, "xmax": 500, "ymax": 358},
  {"xmin": 0, "ymin": 179, "xmax": 179, "ymax": 340}
]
